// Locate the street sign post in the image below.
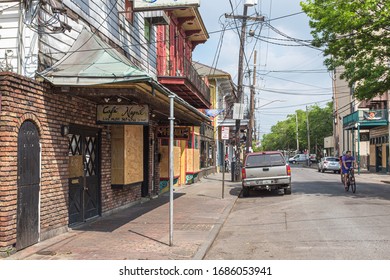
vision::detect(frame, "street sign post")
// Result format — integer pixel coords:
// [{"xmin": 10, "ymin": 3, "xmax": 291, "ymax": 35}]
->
[{"xmin": 221, "ymin": 127, "xmax": 230, "ymax": 199}]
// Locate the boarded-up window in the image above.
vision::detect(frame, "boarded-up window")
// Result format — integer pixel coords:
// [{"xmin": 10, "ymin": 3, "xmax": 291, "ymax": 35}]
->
[{"xmin": 111, "ymin": 125, "xmax": 143, "ymax": 185}]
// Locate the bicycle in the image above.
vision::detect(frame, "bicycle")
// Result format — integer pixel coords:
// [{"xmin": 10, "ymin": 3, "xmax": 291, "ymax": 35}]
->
[{"xmin": 344, "ymin": 168, "xmax": 356, "ymax": 193}]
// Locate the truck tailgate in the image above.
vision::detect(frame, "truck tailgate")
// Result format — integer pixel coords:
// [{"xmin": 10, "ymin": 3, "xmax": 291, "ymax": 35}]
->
[{"xmin": 245, "ymin": 165, "xmax": 287, "ymax": 179}]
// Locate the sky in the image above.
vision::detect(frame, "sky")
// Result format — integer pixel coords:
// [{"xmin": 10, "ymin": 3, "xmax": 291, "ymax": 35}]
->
[{"xmin": 192, "ymin": 0, "xmax": 333, "ymax": 139}]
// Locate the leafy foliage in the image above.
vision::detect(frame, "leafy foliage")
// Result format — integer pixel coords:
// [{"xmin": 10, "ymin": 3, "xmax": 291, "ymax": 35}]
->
[
  {"xmin": 300, "ymin": 0, "xmax": 390, "ymax": 100},
  {"xmin": 260, "ymin": 102, "xmax": 333, "ymax": 154}
]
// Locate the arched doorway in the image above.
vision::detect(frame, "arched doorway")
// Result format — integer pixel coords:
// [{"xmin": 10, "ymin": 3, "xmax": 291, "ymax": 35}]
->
[{"xmin": 17, "ymin": 121, "xmax": 40, "ymax": 250}]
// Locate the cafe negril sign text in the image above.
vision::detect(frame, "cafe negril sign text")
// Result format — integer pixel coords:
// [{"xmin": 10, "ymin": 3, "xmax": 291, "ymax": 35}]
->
[{"xmin": 97, "ymin": 105, "xmax": 149, "ymax": 124}]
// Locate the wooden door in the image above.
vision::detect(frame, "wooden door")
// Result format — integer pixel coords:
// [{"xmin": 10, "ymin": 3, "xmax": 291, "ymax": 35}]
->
[{"xmin": 17, "ymin": 121, "xmax": 40, "ymax": 250}]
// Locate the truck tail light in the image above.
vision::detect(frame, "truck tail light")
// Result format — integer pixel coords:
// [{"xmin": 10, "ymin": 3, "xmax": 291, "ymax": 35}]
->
[
  {"xmin": 286, "ymin": 164, "xmax": 291, "ymax": 176},
  {"xmin": 242, "ymin": 168, "xmax": 246, "ymax": 179}
]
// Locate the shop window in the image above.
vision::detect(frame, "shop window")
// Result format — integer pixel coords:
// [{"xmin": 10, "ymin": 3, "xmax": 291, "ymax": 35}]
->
[
  {"xmin": 188, "ymin": 136, "xmax": 192, "ymax": 148},
  {"xmin": 200, "ymin": 140, "xmax": 207, "ymax": 168},
  {"xmin": 194, "ymin": 135, "xmax": 199, "ymax": 149},
  {"xmin": 144, "ymin": 19, "xmax": 151, "ymax": 42}
]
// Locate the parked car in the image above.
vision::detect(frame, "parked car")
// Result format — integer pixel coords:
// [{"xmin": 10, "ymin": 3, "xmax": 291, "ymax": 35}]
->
[
  {"xmin": 288, "ymin": 154, "xmax": 308, "ymax": 164},
  {"xmin": 241, "ymin": 151, "xmax": 292, "ymax": 196},
  {"xmin": 318, "ymin": 157, "xmax": 341, "ymax": 173}
]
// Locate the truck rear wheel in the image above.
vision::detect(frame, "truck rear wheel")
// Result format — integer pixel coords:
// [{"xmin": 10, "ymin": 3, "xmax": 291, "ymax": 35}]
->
[{"xmin": 284, "ymin": 187, "xmax": 292, "ymax": 195}]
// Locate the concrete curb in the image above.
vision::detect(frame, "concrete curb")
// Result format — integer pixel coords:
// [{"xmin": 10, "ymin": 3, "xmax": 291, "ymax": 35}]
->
[{"xmin": 192, "ymin": 191, "xmax": 240, "ymax": 260}]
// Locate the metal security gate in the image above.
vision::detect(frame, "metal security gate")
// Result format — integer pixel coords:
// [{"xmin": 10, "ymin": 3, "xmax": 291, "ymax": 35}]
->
[
  {"xmin": 17, "ymin": 121, "xmax": 40, "ymax": 250},
  {"xmin": 68, "ymin": 126, "xmax": 100, "ymax": 225}
]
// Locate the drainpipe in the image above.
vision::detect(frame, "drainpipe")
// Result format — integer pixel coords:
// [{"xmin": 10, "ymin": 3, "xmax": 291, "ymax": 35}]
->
[{"xmin": 17, "ymin": 1, "xmax": 24, "ymax": 75}]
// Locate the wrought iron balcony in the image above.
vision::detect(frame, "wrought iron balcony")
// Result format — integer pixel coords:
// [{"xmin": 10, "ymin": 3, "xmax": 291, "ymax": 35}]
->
[
  {"xmin": 343, "ymin": 109, "xmax": 388, "ymax": 129},
  {"xmin": 158, "ymin": 57, "xmax": 211, "ymax": 109}
]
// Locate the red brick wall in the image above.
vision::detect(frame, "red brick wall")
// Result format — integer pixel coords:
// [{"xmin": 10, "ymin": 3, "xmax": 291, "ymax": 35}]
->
[{"xmin": 0, "ymin": 72, "xmax": 146, "ymax": 252}]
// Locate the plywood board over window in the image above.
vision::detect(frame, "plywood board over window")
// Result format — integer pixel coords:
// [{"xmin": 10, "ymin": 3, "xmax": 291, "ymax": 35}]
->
[{"xmin": 111, "ymin": 125, "xmax": 144, "ymax": 187}]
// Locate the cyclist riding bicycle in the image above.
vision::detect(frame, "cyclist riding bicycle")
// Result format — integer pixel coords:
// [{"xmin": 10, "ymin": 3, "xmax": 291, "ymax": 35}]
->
[{"xmin": 341, "ymin": 150, "xmax": 356, "ymax": 190}]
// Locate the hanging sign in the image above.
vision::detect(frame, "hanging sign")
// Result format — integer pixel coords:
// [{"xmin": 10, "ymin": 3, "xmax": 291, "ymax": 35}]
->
[
  {"xmin": 221, "ymin": 126, "xmax": 230, "ymax": 140},
  {"xmin": 97, "ymin": 105, "xmax": 149, "ymax": 124},
  {"xmin": 233, "ymin": 103, "xmax": 244, "ymax": 120},
  {"xmin": 363, "ymin": 111, "xmax": 384, "ymax": 121},
  {"xmin": 157, "ymin": 126, "xmax": 190, "ymax": 140}
]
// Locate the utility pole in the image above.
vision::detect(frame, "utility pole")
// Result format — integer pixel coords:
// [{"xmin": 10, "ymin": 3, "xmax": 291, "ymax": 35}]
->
[
  {"xmin": 233, "ymin": 3, "xmax": 248, "ymax": 181},
  {"xmin": 225, "ymin": 2, "xmax": 264, "ymax": 181},
  {"xmin": 296, "ymin": 113, "xmax": 299, "ymax": 152},
  {"xmin": 306, "ymin": 106, "xmax": 311, "ymax": 165},
  {"xmin": 246, "ymin": 50, "xmax": 257, "ymax": 153}
]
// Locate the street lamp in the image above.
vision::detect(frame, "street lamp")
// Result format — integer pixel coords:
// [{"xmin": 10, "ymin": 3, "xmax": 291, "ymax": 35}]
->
[
  {"xmin": 255, "ymin": 99, "xmax": 285, "ymax": 109},
  {"xmin": 355, "ymin": 122, "xmax": 360, "ymax": 174}
]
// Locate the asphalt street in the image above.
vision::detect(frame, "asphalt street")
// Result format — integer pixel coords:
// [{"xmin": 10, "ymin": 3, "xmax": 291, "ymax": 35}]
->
[{"xmin": 204, "ymin": 166, "xmax": 390, "ymax": 259}]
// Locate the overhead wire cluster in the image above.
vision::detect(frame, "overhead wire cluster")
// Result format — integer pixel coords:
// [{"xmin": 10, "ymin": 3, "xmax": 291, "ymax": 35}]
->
[
  {"xmin": 208, "ymin": 0, "xmax": 332, "ymax": 115},
  {"xmin": 204, "ymin": 0, "xmax": 335, "ymax": 138},
  {"xmin": 22, "ymin": 0, "xmax": 71, "ymax": 34},
  {"xmin": 12, "ymin": 0, "xmax": 334, "ymax": 119}
]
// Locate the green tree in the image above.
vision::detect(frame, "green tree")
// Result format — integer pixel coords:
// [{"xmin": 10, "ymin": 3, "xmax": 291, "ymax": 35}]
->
[
  {"xmin": 300, "ymin": 0, "xmax": 390, "ymax": 100},
  {"xmin": 260, "ymin": 102, "xmax": 333, "ymax": 154}
]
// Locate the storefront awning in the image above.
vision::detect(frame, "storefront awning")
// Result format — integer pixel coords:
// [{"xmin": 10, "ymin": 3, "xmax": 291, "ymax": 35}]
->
[
  {"xmin": 37, "ymin": 28, "xmax": 210, "ymax": 125},
  {"xmin": 38, "ymin": 29, "xmax": 154, "ymax": 86}
]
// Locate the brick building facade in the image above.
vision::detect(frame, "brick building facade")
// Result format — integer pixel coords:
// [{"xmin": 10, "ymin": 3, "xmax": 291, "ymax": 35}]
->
[
  {"xmin": 0, "ymin": 72, "xmax": 159, "ymax": 255},
  {"xmin": 0, "ymin": 0, "xmax": 213, "ymax": 257}
]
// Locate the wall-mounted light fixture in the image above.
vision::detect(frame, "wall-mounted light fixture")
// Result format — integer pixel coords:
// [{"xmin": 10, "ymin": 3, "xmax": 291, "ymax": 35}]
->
[
  {"xmin": 61, "ymin": 125, "xmax": 70, "ymax": 136},
  {"xmin": 104, "ymin": 97, "xmax": 110, "ymax": 103},
  {"xmin": 117, "ymin": 97, "xmax": 122, "ymax": 103}
]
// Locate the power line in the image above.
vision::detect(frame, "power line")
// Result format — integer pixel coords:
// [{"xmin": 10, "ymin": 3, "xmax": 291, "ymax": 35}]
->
[
  {"xmin": 257, "ymin": 68, "xmax": 329, "ymax": 73},
  {"xmin": 258, "ymin": 88, "xmax": 333, "ymax": 96},
  {"xmin": 258, "ymin": 73, "xmax": 331, "ymax": 89},
  {"xmin": 259, "ymin": 98, "xmax": 331, "ymax": 110},
  {"xmin": 207, "ymin": 11, "xmax": 306, "ymax": 36}
]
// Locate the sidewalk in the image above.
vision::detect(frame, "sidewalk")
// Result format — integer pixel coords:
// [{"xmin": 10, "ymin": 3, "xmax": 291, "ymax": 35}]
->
[{"xmin": 5, "ymin": 172, "xmax": 240, "ymax": 260}]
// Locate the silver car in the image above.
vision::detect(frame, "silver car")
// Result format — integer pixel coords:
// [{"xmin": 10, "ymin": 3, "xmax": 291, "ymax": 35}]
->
[{"xmin": 318, "ymin": 157, "xmax": 341, "ymax": 173}]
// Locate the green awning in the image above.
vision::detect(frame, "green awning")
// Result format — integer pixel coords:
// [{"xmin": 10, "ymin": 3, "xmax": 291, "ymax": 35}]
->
[{"xmin": 38, "ymin": 28, "xmax": 154, "ymax": 86}]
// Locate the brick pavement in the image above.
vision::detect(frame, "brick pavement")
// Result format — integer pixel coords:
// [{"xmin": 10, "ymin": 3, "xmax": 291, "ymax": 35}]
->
[{"xmin": 5, "ymin": 172, "xmax": 240, "ymax": 260}]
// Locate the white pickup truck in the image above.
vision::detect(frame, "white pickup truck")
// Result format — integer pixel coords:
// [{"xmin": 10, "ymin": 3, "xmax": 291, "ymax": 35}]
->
[{"xmin": 241, "ymin": 151, "xmax": 292, "ymax": 197}]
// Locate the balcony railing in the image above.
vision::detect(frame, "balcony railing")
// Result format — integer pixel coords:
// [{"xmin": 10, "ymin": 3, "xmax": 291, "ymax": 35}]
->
[
  {"xmin": 183, "ymin": 57, "xmax": 210, "ymax": 103},
  {"xmin": 343, "ymin": 109, "xmax": 388, "ymax": 129}
]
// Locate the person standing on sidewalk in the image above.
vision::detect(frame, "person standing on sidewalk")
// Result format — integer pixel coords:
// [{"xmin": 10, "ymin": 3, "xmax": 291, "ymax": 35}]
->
[{"xmin": 225, "ymin": 153, "xmax": 230, "ymax": 172}]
